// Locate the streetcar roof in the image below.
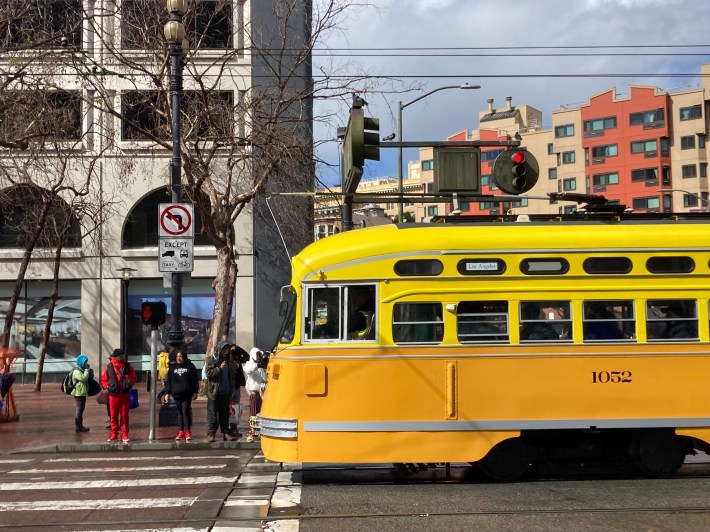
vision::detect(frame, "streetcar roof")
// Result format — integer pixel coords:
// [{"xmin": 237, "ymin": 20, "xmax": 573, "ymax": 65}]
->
[{"xmin": 293, "ymin": 218, "xmax": 710, "ymax": 281}]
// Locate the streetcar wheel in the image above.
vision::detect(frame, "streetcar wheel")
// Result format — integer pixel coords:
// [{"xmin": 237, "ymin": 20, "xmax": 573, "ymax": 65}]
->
[
  {"xmin": 631, "ymin": 430, "xmax": 687, "ymax": 478},
  {"xmin": 477, "ymin": 437, "xmax": 532, "ymax": 482}
]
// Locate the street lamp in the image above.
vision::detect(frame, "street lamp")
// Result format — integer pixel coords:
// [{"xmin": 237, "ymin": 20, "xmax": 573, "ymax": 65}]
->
[
  {"xmin": 657, "ymin": 188, "xmax": 709, "ymax": 210},
  {"xmin": 116, "ymin": 267, "xmax": 137, "ymax": 353},
  {"xmin": 397, "ymin": 83, "xmax": 480, "ymax": 222},
  {"xmin": 164, "ymin": 0, "xmax": 189, "ymax": 352}
]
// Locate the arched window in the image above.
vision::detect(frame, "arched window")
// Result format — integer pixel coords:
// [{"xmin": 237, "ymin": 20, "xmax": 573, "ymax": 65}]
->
[
  {"xmin": 122, "ymin": 188, "xmax": 211, "ymax": 249},
  {"xmin": 0, "ymin": 185, "xmax": 80, "ymax": 248}
]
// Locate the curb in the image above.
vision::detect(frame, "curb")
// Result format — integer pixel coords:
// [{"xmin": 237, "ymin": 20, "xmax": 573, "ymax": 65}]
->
[{"xmin": 13, "ymin": 440, "xmax": 263, "ymax": 454}]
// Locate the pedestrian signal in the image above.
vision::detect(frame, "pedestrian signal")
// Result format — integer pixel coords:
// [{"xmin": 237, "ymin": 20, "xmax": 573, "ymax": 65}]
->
[
  {"xmin": 141, "ymin": 301, "xmax": 167, "ymax": 326},
  {"xmin": 492, "ymin": 149, "xmax": 539, "ymax": 195}
]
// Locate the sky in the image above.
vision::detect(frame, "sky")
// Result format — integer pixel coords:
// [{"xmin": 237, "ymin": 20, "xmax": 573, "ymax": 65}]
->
[{"xmin": 312, "ymin": 0, "xmax": 710, "ymax": 187}]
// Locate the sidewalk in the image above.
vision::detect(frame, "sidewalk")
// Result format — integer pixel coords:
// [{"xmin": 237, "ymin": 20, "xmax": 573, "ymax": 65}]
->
[{"xmin": 0, "ymin": 384, "xmax": 259, "ymax": 454}]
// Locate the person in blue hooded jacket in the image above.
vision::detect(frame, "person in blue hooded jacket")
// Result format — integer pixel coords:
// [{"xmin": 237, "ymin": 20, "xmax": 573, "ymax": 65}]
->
[
  {"xmin": 72, "ymin": 354, "xmax": 91, "ymax": 433},
  {"xmin": 203, "ymin": 341, "xmax": 240, "ymax": 442}
]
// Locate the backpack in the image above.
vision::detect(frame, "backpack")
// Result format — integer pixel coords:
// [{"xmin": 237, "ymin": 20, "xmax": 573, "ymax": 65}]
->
[
  {"xmin": 61, "ymin": 370, "xmax": 75, "ymax": 395},
  {"xmin": 157, "ymin": 351, "xmax": 170, "ymax": 381}
]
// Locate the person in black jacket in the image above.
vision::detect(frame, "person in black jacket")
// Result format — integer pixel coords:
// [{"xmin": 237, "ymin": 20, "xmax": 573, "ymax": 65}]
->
[{"xmin": 164, "ymin": 350, "xmax": 200, "ymax": 441}]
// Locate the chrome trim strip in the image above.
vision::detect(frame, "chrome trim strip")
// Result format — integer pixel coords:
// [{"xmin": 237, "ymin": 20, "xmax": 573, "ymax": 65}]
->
[
  {"xmin": 303, "ymin": 418, "xmax": 710, "ymax": 432},
  {"xmin": 258, "ymin": 416, "xmax": 298, "ymax": 439}
]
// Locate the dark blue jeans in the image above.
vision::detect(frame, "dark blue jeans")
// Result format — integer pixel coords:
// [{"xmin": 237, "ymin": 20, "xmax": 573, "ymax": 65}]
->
[{"xmin": 207, "ymin": 392, "xmax": 230, "ymax": 434}]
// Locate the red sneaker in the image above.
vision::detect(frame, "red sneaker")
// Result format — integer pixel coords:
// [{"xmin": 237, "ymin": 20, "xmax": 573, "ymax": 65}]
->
[
  {"xmin": 175, "ymin": 430, "xmax": 185, "ymax": 440},
  {"xmin": 185, "ymin": 430, "xmax": 192, "ymax": 441},
  {"xmin": 107, "ymin": 433, "xmax": 118, "ymax": 442}
]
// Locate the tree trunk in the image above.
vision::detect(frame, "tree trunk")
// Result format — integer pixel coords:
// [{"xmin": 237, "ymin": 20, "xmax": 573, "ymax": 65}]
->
[
  {"xmin": 207, "ymin": 245, "xmax": 236, "ymax": 358},
  {"xmin": 34, "ymin": 239, "xmax": 63, "ymax": 391}
]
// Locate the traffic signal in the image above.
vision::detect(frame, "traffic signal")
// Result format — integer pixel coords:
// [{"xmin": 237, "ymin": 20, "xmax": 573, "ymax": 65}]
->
[
  {"xmin": 492, "ymin": 149, "xmax": 539, "ymax": 194},
  {"xmin": 141, "ymin": 301, "xmax": 167, "ymax": 326},
  {"xmin": 342, "ymin": 96, "xmax": 380, "ymax": 193}
]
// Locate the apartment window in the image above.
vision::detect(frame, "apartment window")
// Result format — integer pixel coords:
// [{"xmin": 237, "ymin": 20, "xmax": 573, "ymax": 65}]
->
[
  {"xmin": 629, "ymin": 109, "xmax": 664, "ymax": 126},
  {"xmin": 584, "ymin": 116, "xmax": 617, "ymax": 133},
  {"xmin": 699, "ymin": 135, "xmax": 706, "ymax": 149},
  {"xmin": 631, "ymin": 168, "xmax": 658, "ymax": 182},
  {"xmin": 0, "ymin": 90, "xmax": 82, "ymax": 141},
  {"xmin": 681, "ymin": 135, "xmax": 696, "ymax": 149},
  {"xmin": 591, "ymin": 144, "xmax": 618, "ymax": 158},
  {"xmin": 122, "ymin": 90, "xmax": 233, "ymax": 141},
  {"xmin": 480, "ymin": 174, "xmax": 491, "ymax": 185},
  {"xmin": 481, "ymin": 149, "xmax": 503, "ymax": 162},
  {"xmin": 0, "ymin": 0, "xmax": 82, "ymax": 49},
  {"xmin": 427, "ymin": 206, "xmax": 438, "ymax": 217},
  {"xmin": 479, "ymin": 201, "xmax": 498, "ymax": 210},
  {"xmin": 561, "ymin": 205, "xmax": 577, "ymax": 215},
  {"xmin": 630, "ymin": 139, "xmax": 657, "ymax": 155},
  {"xmin": 421, "ymin": 160, "xmax": 434, "ymax": 171},
  {"xmin": 683, "ymin": 194, "xmax": 699, "ymax": 208},
  {"xmin": 563, "ymin": 178, "xmax": 576, "ymax": 191},
  {"xmin": 632, "ymin": 197, "xmax": 661, "ymax": 211},
  {"xmin": 560, "ymin": 151, "xmax": 575, "ymax": 164},
  {"xmin": 592, "ymin": 172, "xmax": 619, "ymax": 186},
  {"xmin": 680, "ymin": 105, "xmax": 702, "ymax": 121},
  {"xmin": 548, "ymin": 168, "xmax": 558, "ymax": 180},
  {"xmin": 547, "ymin": 143, "xmax": 554, "ymax": 155},
  {"xmin": 682, "ymin": 164, "xmax": 697, "ymax": 178},
  {"xmin": 701, "ymin": 163, "xmax": 708, "ymax": 178},
  {"xmin": 122, "ymin": 0, "xmax": 234, "ymax": 50},
  {"xmin": 555, "ymin": 124, "xmax": 574, "ymax": 138}
]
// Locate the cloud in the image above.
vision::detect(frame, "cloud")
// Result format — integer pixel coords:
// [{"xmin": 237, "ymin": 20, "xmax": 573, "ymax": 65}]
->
[{"xmin": 313, "ymin": 0, "xmax": 710, "ymax": 185}]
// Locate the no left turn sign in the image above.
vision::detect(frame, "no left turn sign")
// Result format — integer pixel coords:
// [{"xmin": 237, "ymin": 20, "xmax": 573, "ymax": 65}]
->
[{"xmin": 159, "ymin": 203, "xmax": 194, "ymax": 237}]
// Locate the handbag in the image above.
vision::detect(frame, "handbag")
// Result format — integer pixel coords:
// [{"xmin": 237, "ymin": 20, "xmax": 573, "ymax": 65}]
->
[
  {"xmin": 96, "ymin": 388, "xmax": 108, "ymax": 405},
  {"xmin": 129, "ymin": 388, "xmax": 139, "ymax": 409},
  {"xmin": 87, "ymin": 377, "xmax": 102, "ymax": 397}
]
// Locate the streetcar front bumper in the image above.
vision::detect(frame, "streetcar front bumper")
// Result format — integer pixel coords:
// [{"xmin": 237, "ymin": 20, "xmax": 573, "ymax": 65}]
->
[{"xmin": 258, "ymin": 415, "xmax": 298, "ymax": 439}]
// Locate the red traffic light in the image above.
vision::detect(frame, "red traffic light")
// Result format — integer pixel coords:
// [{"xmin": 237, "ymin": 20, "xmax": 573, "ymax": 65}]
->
[
  {"xmin": 141, "ymin": 301, "xmax": 167, "ymax": 326},
  {"xmin": 511, "ymin": 151, "xmax": 526, "ymax": 165}
]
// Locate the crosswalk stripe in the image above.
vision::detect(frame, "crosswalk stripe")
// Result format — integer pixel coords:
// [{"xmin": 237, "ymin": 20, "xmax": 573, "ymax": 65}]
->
[
  {"xmin": 0, "ymin": 459, "xmax": 32, "ymax": 464},
  {"xmin": 10, "ymin": 464, "xmax": 226, "ymax": 474},
  {"xmin": 46, "ymin": 455, "xmax": 240, "ymax": 462},
  {"xmin": 0, "ymin": 475, "xmax": 237, "ymax": 491},
  {"xmin": 0, "ymin": 497, "xmax": 197, "ymax": 512}
]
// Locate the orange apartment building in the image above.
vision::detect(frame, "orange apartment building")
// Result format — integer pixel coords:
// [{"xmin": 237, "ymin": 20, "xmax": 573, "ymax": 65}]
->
[{"xmin": 415, "ymin": 63, "xmax": 710, "ymax": 219}]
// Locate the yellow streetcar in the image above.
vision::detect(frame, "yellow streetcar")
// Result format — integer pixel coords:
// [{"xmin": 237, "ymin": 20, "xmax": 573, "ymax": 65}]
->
[{"xmin": 259, "ymin": 214, "xmax": 710, "ymax": 480}]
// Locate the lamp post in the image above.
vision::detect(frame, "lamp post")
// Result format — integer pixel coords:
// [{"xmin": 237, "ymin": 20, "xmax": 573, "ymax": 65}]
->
[
  {"xmin": 117, "ymin": 267, "xmax": 136, "ymax": 353},
  {"xmin": 397, "ymin": 83, "xmax": 480, "ymax": 222},
  {"xmin": 657, "ymin": 188, "xmax": 709, "ymax": 211},
  {"xmin": 164, "ymin": 0, "xmax": 189, "ymax": 352}
]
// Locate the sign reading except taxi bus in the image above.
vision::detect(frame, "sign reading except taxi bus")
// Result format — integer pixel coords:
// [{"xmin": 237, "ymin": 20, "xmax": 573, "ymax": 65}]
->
[{"xmin": 158, "ymin": 203, "xmax": 194, "ymax": 273}]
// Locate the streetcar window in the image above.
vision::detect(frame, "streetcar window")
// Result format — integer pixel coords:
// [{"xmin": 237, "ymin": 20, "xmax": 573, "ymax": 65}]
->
[
  {"xmin": 304, "ymin": 284, "xmax": 377, "ymax": 343},
  {"xmin": 519, "ymin": 301, "xmax": 572, "ymax": 342},
  {"xmin": 583, "ymin": 257, "xmax": 632, "ymax": 274},
  {"xmin": 520, "ymin": 258, "xmax": 569, "ymax": 275},
  {"xmin": 457, "ymin": 258, "xmax": 506, "ymax": 275},
  {"xmin": 457, "ymin": 301, "xmax": 509, "ymax": 343},
  {"xmin": 394, "ymin": 259, "xmax": 443, "ymax": 276},
  {"xmin": 646, "ymin": 256, "xmax": 695, "ymax": 274},
  {"xmin": 583, "ymin": 300, "xmax": 636, "ymax": 342},
  {"xmin": 393, "ymin": 302, "xmax": 443, "ymax": 344},
  {"xmin": 306, "ymin": 287, "xmax": 341, "ymax": 341},
  {"xmin": 646, "ymin": 299, "xmax": 698, "ymax": 341}
]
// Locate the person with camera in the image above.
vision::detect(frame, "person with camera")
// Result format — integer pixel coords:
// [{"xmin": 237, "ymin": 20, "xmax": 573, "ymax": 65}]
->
[
  {"xmin": 243, "ymin": 347, "xmax": 268, "ymax": 442},
  {"xmin": 204, "ymin": 341, "xmax": 241, "ymax": 442}
]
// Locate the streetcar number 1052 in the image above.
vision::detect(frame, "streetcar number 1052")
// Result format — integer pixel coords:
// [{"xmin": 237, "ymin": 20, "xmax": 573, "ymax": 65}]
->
[{"xmin": 591, "ymin": 371, "xmax": 632, "ymax": 383}]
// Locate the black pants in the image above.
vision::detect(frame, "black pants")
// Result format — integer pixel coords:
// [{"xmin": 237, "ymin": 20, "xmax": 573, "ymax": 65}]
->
[
  {"xmin": 74, "ymin": 395, "xmax": 87, "ymax": 427},
  {"xmin": 207, "ymin": 393, "xmax": 230, "ymax": 434},
  {"xmin": 174, "ymin": 396, "xmax": 193, "ymax": 432}
]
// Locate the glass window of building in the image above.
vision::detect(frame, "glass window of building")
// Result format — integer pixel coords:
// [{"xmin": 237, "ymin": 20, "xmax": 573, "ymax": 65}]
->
[
  {"xmin": 555, "ymin": 124, "xmax": 574, "ymax": 138},
  {"xmin": 680, "ymin": 105, "xmax": 702, "ymax": 121}
]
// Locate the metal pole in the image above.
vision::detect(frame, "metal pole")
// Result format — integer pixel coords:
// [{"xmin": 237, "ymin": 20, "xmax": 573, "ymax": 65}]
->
[
  {"xmin": 397, "ymin": 102, "xmax": 403, "ymax": 223},
  {"xmin": 168, "ymin": 31, "xmax": 184, "ymax": 352},
  {"xmin": 149, "ymin": 327, "xmax": 158, "ymax": 441},
  {"xmin": 120, "ymin": 277, "xmax": 127, "ymax": 352}
]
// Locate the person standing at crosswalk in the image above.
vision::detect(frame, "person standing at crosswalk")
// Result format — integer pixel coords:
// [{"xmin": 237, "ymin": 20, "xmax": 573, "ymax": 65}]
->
[
  {"xmin": 71, "ymin": 354, "xmax": 91, "ymax": 433},
  {"xmin": 101, "ymin": 348, "xmax": 137, "ymax": 443},
  {"xmin": 164, "ymin": 349, "xmax": 200, "ymax": 441}
]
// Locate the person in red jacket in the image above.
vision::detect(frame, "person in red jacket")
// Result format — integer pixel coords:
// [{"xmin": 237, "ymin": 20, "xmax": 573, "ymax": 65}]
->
[{"xmin": 101, "ymin": 348, "xmax": 137, "ymax": 443}]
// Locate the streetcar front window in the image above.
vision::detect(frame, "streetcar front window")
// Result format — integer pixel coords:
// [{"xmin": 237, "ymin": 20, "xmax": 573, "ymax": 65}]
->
[
  {"xmin": 278, "ymin": 286, "xmax": 296, "ymax": 345},
  {"xmin": 304, "ymin": 284, "xmax": 377, "ymax": 342}
]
